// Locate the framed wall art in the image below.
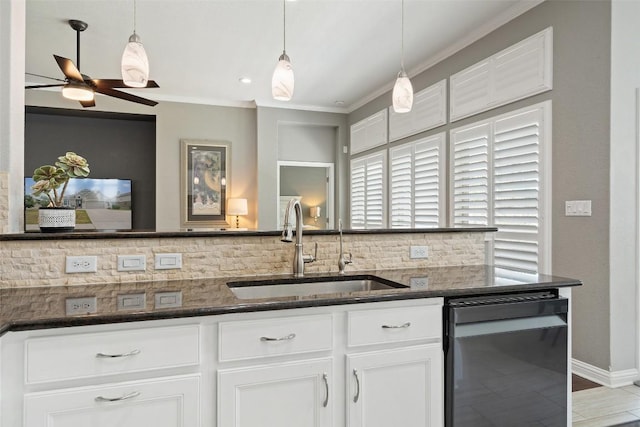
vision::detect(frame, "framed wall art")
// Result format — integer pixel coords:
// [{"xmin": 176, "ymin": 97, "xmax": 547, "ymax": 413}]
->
[{"xmin": 180, "ymin": 139, "xmax": 230, "ymax": 228}]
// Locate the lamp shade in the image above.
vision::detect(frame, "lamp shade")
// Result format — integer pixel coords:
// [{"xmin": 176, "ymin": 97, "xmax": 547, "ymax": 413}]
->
[
  {"xmin": 62, "ymin": 82, "xmax": 94, "ymax": 101},
  {"xmin": 227, "ymin": 198, "xmax": 248, "ymax": 216},
  {"xmin": 121, "ymin": 32, "xmax": 149, "ymax": 88},
  {"xmin": 272, "ymin": 52, "xmax": 294, "ymax": 101},
  {"xmin": 392, "ymin": 70, "xmax": 414, "ymax": 113},
  {"xmin": 310, "ymin": 206, "xmax": 321, "ymax": 218}
]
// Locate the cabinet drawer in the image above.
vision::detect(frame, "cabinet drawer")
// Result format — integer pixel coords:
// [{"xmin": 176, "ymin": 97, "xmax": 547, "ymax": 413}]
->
[
  {"xmin": 24, "ymin": 374, "xmax": 200, "ymax": 427},
  {"xmin": 25, "ymin": 325, "xmax": 200, "ymax": 384},
  {"xmin": 348, "ymin": 305, "xmax": 441, "ymax": 347},
  {"xmin": 219, "ymin": 314, "xmax": 333, "ymax": 362}
]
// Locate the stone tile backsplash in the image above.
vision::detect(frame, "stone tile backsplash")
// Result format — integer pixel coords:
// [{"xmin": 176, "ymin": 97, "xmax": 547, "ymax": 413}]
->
[{"xmin": 0, "ymin": 232, "xmax": 487, "ymax": 288}]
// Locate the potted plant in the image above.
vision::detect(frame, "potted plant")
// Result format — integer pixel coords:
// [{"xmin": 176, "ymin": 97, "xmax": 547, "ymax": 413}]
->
[{"xmin": 31, "ymin": 152, "xmax": 90, "ymax": 232}]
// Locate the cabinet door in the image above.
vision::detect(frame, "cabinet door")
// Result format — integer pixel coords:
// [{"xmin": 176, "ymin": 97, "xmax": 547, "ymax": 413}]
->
[
  {"xmin": 218, "ymin": 358, "xmax": 332, "ymax": 427},
  {"xmin": 24, "ymin": 375, "xmax": 200, "ymax": 427},
  {"xmin": 347, "ymin": 345, "xmax": 442, "ymax": 427}
]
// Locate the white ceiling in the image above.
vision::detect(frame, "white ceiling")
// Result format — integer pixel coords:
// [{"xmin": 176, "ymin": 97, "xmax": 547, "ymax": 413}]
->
[{"xmin": 25, "ymin": 0, "xmax": 541, "ymax": 113}]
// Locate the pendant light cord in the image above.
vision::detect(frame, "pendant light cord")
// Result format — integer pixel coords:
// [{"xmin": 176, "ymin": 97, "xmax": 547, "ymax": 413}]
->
[
  {"xmin": 283, "ymin": 0, "xmax": 287, "ymax": 53},
  {"xmin": 133, "ymin": 0, "xmax": 137, "ymax": 35},
  {"xmin": 400, "ymin": 0, "xmax": 405, "ymax": 71}
]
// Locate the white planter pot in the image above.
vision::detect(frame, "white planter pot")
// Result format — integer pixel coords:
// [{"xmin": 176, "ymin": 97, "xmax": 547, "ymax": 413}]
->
[{"xmin": 38, "ymin": 207, "xmax": 76, "ymax": 232}]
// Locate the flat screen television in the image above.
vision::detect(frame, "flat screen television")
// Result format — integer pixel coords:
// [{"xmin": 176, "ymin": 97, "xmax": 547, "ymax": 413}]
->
[{"xmin": 24, "ymin": 177, "xmax": 133, "ymax": 231}]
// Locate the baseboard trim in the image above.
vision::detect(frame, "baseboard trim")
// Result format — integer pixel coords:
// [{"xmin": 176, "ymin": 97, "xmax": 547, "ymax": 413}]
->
[{"xmin": 572, "ymin": 358, "xmax": 639, "ymax": 388}]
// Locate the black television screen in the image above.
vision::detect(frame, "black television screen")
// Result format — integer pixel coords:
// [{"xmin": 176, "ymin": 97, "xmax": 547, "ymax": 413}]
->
[{"xmin": 24, "ymin": 177, "xmax": 133, "ymax": 231}]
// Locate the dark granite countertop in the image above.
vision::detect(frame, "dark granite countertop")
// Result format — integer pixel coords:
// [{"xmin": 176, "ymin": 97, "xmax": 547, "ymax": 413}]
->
[
  {"xmin": 0, "ymin": 265, "xmax": 580, "ymax": 336},
  {"xmin": 0, "ymin": 227, "xmax": 498, "ymax": 241}
]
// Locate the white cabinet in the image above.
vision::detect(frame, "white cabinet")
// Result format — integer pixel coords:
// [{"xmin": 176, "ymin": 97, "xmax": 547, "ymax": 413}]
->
[
  {"xmin": 24, "ymin": 374, "xmax": 200, "ymax": 427},
  {"xmin": 218, "ymin": 358, "xmax": 333, "ymax": 427},
  {"xmin": 346, "ymin": 345, "xmax": 443, "ymax": 427}
]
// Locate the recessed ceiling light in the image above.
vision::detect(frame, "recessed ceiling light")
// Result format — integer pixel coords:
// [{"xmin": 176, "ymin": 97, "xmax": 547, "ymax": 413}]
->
[
  {"xmin": 335, "ymin": 101, "xmax": 345, "ymax": 106},
  {"xmin": 239, "ymin": 77, "xmax": 252, "ymax": 84}
]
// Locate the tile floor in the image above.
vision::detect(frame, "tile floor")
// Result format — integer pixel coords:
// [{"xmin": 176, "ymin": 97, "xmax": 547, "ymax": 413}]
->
[{"xmin": 573, "ymin": 384, "xmax": 640, "ymax": 426}]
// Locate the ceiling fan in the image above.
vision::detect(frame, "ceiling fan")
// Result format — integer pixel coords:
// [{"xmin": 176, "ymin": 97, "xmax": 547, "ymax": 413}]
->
[{"xmin": 25, "ymin": 19, "xmax": 159, "ymax": 108}]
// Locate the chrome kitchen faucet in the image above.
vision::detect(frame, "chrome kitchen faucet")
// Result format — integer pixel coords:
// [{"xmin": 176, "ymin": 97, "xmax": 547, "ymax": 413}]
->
[{"xmin": 281, "ymin": 198, "xmax": 317, "ymax": 277}]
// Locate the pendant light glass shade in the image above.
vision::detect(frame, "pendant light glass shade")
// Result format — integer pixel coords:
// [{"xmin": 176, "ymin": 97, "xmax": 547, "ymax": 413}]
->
[
  {"xmin": 121, "ymin": 32, "xmax": 149, "ymax": 88},
  {"xmin": 392, "ymin": 70, "xmax": 413, "ymax": 113},
  {"xmin": 272, "ymin": 52, "xmax": 294, "ymax": 101},
  {"xmin": 62, "ymin": 81, "xmax": 94, "ymax": 101}
]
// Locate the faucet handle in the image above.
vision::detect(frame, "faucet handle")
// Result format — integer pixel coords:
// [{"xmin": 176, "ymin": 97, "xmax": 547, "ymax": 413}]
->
[
  {"xmin": 303, "ymin": 242, "xmax": 318, "ymax": 264},
  {"xmin": 345, "ymin": 252, "xmax": 353, "ymax": 264}
]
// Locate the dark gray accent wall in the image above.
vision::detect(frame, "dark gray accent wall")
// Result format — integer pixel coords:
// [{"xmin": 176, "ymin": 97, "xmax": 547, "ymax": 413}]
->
[
  {"xmin": 348, "ymin": 0, "xmax": 612, "ymax": 369},
  {"xmin": 25, "ymin": 107, "xmax": 157, "ymax": 230}
]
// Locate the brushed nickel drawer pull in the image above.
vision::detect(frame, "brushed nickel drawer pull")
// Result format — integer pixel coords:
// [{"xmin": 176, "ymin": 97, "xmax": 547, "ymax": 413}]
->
[
  {"xmin": 353, "ymin": 369, "xmax": 360, "ymax": 403},
  {"xmin": 260, "ymin": 333, "xmax": 296, "ymax": 342},
  {"xmin": 95, "ymin": 391, "xmax": 141, "ymax": 402},
  {"xmin": 322, "ymin": 373, "xmax": 329, "ymax": 408},
  {"xmin": 381, "ymin": 322, "xmax": 411, "ymax": 329},
  {"xmin": 96, "ymin": 349, "xmax": 141, "ymax": 358}
]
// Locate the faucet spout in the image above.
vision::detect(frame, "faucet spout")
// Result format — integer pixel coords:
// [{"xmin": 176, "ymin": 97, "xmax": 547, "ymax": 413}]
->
[{"xmin": 281, "ymin": 198, "xmax": 316, "ymax": 277}]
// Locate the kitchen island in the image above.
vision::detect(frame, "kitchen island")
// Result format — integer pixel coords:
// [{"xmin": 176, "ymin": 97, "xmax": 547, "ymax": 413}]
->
[{"xmin": 0, "ymin": 264, "xmax": 579, "ymax": 427}]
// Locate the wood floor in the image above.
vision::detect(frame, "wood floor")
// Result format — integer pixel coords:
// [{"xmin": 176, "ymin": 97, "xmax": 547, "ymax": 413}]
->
[{"xmin": 572, "ymin": 377, "xmax": 640, "ymax": 427}]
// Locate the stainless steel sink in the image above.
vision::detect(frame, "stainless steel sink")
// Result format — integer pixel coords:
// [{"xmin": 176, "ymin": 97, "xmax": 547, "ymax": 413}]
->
[{"xmin": 227, "ymin": 277, "xmax": 406, "ymax": 299}]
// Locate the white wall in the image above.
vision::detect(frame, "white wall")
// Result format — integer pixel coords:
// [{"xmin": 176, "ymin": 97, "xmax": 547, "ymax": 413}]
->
[
  {"xmin": 0, "ymin": 0, "xmax": 25, "ymax": 233},
  {"xmin": 609, "ymin": 0, "xmax": 640, "ymax": 374}
]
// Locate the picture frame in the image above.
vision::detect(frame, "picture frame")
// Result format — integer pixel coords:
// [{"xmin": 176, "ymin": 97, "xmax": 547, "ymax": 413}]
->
[{"xmin": 180, "ymin": 139, "xmax": 230, "ymax": 228}]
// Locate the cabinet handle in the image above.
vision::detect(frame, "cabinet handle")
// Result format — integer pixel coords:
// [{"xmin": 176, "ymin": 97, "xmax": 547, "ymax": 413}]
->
[
  {"xmin": 95, "ymin": 391, "xmax": 141, "ymax": 402},
  {"xmin": 322, "ymin": 373, "xmax": 329, "ymax": 408},
  {"xmin": 96, "ymin": 349, "xmax": 141, "ymax": 358},
  {"xmin": 353, "ymin": 369, "xmax": 360, "ymax": 403},
  {"xmin": 381, "ymin": 322, "xmax": 411, "ymax": 329},
  {"xmin": 260, "ymin": 333, "xmax": 296, "ymax": 342}
]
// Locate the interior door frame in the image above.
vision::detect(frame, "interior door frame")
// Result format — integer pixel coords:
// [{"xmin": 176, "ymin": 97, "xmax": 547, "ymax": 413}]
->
[{"xmin": 276, "ymin": 160, "xmax": 335, "ymax": 230}]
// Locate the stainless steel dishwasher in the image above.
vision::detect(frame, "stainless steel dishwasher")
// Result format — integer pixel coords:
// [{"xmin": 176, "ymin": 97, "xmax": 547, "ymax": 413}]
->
[{"xmin": 444, "ymin": 291, "xmax": 568, "ymax": 426}]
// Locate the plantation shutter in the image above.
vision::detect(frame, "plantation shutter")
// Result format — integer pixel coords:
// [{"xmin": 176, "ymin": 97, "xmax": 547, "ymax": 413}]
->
[
  {"xmin": 451, "ymin": 123, "xmax": 490, "ymax": 226},
  {"xmin": 350, "ymin": 152, "xmax": 387, "ymax": 229},
  {"xmin": 450, "ymin": 102, "xmax": 550, "ymax": 273},
  {"xmin": 390, "ymin": 134, "xmax": 444, "ymax": 228},
  {"xmin": 493, "ymin": 108, "xmax": 543, "ymax": 272}
]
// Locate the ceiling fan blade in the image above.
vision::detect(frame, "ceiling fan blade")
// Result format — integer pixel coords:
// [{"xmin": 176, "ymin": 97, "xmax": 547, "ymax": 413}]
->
[
  {"xmin": 25, "ymin": 84, "xmax": 65, "ymax": 89},
  {"xmin": 79, "ymin": 99, "xmax": 96, "ymax": 108},
  {"xmin": 25, "ymin": 72, "xmax": 66, "ymax": 82},
  {"xmin": 53, "ymin": 54, "xmax": 83, "ymax": 82},
  {"xmin": 95, "ymin": 87, "xmax": 158, "ymax": 107},
  {"xmin": 92, "ymin": 79, "xmax": 160, "ymax": 89}
]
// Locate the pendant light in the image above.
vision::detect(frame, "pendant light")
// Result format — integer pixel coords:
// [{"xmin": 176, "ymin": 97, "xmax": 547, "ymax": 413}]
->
[
  {"xmin": 121, "ymin": 0, "xmax": 150, "ymax": 88},
  {"xmin": 392, "ymin": 0, "xmax": 413, "ymax": 113},
  {"xmin": 272, "ymin": 0, "xmax": 294, "ymax": 101}
]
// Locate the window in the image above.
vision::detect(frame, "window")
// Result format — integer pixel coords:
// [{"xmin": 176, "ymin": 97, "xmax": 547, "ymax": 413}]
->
[
  {"xmin": 390, "ymin": 133, "xmax": 445, "ymax": 228},
  {"xmin": 451, "ymin": 101, "xmax": 551, "ymax": 273},
  {"xmin": 350, "ymin": 151, "xmax": 387, "ymax": 229}
]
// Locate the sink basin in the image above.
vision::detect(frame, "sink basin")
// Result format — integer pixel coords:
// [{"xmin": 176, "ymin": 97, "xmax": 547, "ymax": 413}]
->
[{"xmin": 227, "ymin": 276, "xmax": 407, "ymax": 299}]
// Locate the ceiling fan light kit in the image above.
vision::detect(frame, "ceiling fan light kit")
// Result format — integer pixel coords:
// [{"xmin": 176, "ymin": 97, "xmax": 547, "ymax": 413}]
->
[
  {"xmin": 272, "ymin": 0, "xmax": 294, "ymax": 101},
  {"xmin": 392, "ymin": 0, "xmax": 413, "ymax": 113},
  {"xmin": 61, "ymin": 81, "xmax": 94, "ymax": 101}
]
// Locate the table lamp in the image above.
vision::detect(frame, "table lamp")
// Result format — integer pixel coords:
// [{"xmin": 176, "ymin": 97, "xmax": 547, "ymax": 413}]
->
[{"xmin": 227, "ymin": 198, "xmax": 248, "ymax": 228}]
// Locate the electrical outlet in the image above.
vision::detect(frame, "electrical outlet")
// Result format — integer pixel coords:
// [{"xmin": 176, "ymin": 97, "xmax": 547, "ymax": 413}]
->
[
  {"xmin": 410, "ymin": 246, "xmax": 428, "ymax": 259},
  {"xmin": 65, "ymin": 297, "xmax": 97, "ymax": 315},
  {"xmin": 410, "ymin": 277, "xmax": 429, "ymax": 289},
  {"xmin": 66, "ymin": 256, "xmax": 98, "ymax": 273}
]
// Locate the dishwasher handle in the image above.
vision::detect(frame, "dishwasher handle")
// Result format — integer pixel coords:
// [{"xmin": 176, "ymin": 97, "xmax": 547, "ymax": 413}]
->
[{"xmin": 449, "ymin": 296, "xmax": 568, "ymax": 325}]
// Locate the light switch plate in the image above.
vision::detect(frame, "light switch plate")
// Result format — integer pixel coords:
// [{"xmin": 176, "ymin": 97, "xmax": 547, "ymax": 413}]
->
[
  {"xmin": 117, "ymin": 255, "xmax": 146, "ymax": 272},
  {"xmin": 154, "ymin": 253, "xmax": 182, "ymax": 270},
  {"xmin": 565, "ymin": 200, "xmax": 592, "ymax": 216}
]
